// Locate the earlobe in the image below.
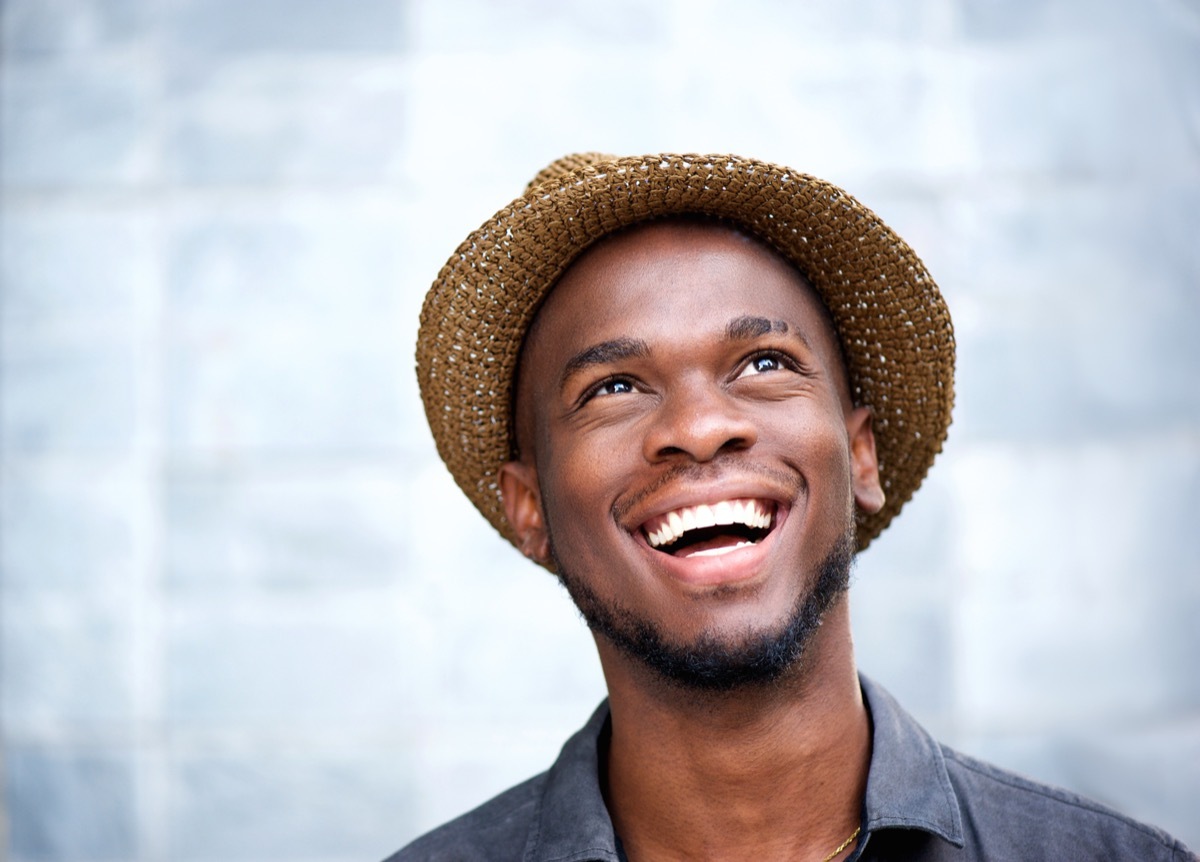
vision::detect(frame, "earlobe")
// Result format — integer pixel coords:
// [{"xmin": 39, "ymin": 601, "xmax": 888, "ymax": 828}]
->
[
  {"xmin": 846, "ymin": 407, "xmax": 885, "ymax": 515},
  {"xmin": 498, "ymin": 460, "xmax": 552, "ymax": 566}
]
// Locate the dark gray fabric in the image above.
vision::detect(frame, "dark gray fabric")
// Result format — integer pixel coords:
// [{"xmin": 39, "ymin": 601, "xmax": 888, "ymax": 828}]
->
[{"xmin": 387, "ymin": 676, "xmax": 1195, "ymax": 861}]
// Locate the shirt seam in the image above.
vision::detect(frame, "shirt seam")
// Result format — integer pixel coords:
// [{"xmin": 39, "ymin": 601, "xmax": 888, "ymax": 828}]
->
[
  {"xmin": 541, "ymin": 850, "xmax": 619, "ymax": 862},
  {"xmin": 942, "ymin": 748, "xmax": 1182, "ymax": 850},
  {"xmin": 866, "ymin": 814, "xmax": 961, "ymax": 834}
]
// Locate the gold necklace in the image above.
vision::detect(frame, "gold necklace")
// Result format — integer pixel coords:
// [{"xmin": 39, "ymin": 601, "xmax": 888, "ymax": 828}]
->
[{"xmin": 821, "ymin": 825, "xmax": 861, "ymax": 862}]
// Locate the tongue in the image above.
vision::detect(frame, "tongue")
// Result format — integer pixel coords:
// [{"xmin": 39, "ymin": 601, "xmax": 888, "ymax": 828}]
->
[{"xmin": 677, "ymin": 534, "xmax": 756, "ymax": 558}]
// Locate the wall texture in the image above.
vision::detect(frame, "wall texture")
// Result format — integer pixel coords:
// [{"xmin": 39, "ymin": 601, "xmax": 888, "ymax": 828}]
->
[{"xmin": 1, "ymin": 0, "xmax": 1198, "ymax": 859}]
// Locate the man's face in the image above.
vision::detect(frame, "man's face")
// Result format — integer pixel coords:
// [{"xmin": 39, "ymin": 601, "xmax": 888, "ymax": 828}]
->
[{"xmin": 500, "ymin": 220, "xmax": 884, "ymax": 689}]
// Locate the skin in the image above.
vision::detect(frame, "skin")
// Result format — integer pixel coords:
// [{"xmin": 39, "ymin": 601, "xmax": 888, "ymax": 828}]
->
[{"xmin": 499, "ymin": 220, "xmax": 885, "ymax": 861}]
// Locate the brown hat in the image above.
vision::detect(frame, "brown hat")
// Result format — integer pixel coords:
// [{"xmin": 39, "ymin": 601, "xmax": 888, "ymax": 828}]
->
[{"xmin": 416, "ymin": 153, "xmax": 954, "ymax": 552}]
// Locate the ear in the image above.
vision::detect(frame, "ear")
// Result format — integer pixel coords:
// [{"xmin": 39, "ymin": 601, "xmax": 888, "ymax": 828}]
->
[
  {"xmin": 845, "ymin": 406, "xmax": 885, "ymax": 516},
  {"xmin": 498, "ymin": 459, "xmax": 553, "ymax": 566}
]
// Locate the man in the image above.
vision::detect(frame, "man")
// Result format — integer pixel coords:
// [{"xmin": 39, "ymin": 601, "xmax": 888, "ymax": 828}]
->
[{"xmin": 392, "ymin": 153, "xmax": 1194, "ymax": 861}]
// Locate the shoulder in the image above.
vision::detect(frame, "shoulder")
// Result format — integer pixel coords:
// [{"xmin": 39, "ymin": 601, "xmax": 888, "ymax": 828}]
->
[
  {"xmin": 940, "ymin": 745, "xmax": 1195, "ymax": 860},
  {"xmin": 383, "ymin": 700, "xmax": 616, "ymax": 862},
  {"xmin": 382, "ymin": 771, "xmax": 547, "ymax": 862}
]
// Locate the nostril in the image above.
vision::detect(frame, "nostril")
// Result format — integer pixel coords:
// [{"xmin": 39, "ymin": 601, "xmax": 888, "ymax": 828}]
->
[
  {"xmin": 656, "ymin": 445, "xmax": 688, "ymax": 459},
  {"xmin": 718, "ymin": 434, "xmax": 753, "ymax": 453}
]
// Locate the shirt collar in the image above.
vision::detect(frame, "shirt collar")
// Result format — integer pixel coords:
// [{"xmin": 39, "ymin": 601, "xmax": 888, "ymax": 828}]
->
[
  {"xmin": 859, "ymin": 674, "xmax": 965, "ymax": 847},
  {"xmin": 524, "ymin": 701, "xmax": 622, "ymax": 862},
  {"xmin": 524, "ymin": 676, "xmax": 965, "ymax": 861}
]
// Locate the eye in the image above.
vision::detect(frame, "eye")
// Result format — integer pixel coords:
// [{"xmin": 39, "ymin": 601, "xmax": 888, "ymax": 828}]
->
[
  {"xmin": 586, "ymin": 376, "xmax": 638, "ymax": 399},
  {"xmin": 737, "ymin": 351, "xmax": 792, "ymax": 378}
]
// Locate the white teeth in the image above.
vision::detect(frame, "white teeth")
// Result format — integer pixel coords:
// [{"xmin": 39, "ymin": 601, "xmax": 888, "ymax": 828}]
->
[
  {"xmin": 685, "ymin": 540, "xmax": 753, "ymax": 558},
  {"xmin": 644, "ymin": 498, "xmax": 774, "ymax": 549}
]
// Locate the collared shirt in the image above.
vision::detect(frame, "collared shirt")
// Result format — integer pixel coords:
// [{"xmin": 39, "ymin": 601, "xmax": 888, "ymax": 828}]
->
[{"xmin": 388, "ymin": 676, "xmax": 1195, "ymax": 861}]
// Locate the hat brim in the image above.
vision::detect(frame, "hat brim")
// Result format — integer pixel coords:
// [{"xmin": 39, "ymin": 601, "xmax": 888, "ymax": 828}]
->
[{"xmin": 416, "ymin": 153, "xmax": 954, "ymax": 553}]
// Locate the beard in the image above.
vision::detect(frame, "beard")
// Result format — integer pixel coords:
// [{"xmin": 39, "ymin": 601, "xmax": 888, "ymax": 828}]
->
[{"xmin": 549, "ymin": 527, "xmax": 856, "ymax": 693}]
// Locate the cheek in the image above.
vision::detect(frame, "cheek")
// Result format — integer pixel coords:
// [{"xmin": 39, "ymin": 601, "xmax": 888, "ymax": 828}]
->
[
  {"xmin": 538, "ymin": 407, "xmax": 642, "ymax": 490},
  {"xmin": 812, "ymin": 434, "xmax": 856, "ymax": 519},
  {"xmin": 769, "ymin": 408, "xmax": 855, "ymax": 502},
  {"xmin": 536, "ymin": 433, "xmax": 627, "ymax": 544}
]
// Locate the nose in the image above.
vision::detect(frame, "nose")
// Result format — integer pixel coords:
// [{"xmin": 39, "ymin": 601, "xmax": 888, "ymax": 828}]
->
[{"xmin": 642, "ymin": 381, "xmax": 758, "ymax": 463}]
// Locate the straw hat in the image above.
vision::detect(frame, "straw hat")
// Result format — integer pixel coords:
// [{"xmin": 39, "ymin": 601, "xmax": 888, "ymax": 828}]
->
[{"xmin": 416, "ymin": 152, "xmax": 954, "ymax": 553}]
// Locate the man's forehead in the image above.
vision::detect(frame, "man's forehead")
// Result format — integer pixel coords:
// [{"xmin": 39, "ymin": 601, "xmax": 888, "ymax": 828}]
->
[{"xmin": 525, "ymin": 217, "xmax": 839, "ymax": 351}]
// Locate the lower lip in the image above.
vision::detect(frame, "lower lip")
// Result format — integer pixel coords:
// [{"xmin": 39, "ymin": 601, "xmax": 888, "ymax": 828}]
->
[{"xmin": 643, "ymin": 507, "xmax": 789, "ymax": 588}]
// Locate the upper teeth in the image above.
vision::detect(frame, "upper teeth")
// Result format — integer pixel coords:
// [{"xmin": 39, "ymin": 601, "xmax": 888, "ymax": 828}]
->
[{"xmin": 645, "ymin": 498, "xmax": 773, "ymax": 549}]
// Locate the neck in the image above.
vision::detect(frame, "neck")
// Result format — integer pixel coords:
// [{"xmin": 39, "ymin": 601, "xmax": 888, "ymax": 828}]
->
[{"xmin": 598, "ymin": 598, "xmax": 869, "ymax": 862}]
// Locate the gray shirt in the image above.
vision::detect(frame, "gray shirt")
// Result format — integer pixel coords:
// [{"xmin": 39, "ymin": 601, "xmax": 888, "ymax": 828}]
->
[{"xmin": 388, "ymin": 676, "xmax": 1194, "ymax": 861}]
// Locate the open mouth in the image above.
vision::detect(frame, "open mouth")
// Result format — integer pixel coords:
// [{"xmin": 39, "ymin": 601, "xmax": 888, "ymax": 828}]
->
[{"xmin": 641, "ymin": 498, "xmax": 777, "ymax": 558}]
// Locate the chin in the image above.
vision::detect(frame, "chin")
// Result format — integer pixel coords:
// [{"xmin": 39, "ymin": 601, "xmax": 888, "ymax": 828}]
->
[{"xmin": 552, "ymin": 528, "xmax": 856, "ymax": 692}]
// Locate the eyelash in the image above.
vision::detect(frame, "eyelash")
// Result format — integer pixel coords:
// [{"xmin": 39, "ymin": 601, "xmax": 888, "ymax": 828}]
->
[
  {"xmin": 740, "ymin": 348, "xmax": 803, "ymax": 376},
  {"xmin": 580, "ymin": 375, "xmax": 638, "ymax": 404}
]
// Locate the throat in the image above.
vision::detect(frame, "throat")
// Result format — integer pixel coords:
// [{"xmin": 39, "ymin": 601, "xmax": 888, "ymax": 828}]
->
[{"xmin": 603, "ymin": 673, "xmax": 873, "ymax": 862}]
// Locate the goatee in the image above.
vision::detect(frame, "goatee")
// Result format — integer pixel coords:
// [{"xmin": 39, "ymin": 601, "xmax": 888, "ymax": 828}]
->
[{"xmin": 550, "ymin": 529, "xmax": 856, "ymax": 692}]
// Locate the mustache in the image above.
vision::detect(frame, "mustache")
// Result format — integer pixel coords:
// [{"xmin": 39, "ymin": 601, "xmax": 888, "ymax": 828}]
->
[{"xmin": 611, "ymin": 459, "xmax": 804, "ymax": 525}]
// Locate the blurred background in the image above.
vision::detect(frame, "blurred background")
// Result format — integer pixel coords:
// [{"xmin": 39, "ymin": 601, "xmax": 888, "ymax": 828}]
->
[{"xmin": 1, "ymin": 0, "xmax": 1198, "ymax": 859}]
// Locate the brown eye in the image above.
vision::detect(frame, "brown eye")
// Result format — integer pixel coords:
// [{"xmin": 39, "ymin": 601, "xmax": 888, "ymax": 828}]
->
[
  {"xmin": 589, "ymin": 377, "xmax": 637, "ymax": 399},
  {"xmin": 738, "ymin": 353, "xmax": 786, "ymax": 378},
  {"xmin": 599, "ymin": 379, "xmax": 634, "ymax": 395}
]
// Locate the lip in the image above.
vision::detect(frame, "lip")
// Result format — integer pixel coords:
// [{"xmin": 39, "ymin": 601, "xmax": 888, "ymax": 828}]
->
[{"xmin": 620, "ymin": 479, "xmax": 798, "ymax": 588}]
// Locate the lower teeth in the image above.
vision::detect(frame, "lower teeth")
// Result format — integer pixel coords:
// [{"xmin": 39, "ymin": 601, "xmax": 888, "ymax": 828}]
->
[{"xmin": 683, "ymin": 541, "xmax": 754, "ymax": 558}]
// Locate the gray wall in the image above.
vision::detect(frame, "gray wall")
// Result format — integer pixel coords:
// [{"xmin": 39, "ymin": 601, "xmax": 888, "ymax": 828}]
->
[{"xmin": 2, "ymin": 0, "xmax": 1198, "ymax": 859}]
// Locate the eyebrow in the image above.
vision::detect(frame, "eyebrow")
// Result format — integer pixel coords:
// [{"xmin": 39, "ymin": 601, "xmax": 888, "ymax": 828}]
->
[
  {"xmin": 558, "ymin": 316, "xmax": 814, "ymax": 389},
  {"xmin": 561, "ymin": 337, "xmax": 650, "ymax": 383},
  {"xmin": 725, "ymin": 315, "xmax": 812, "ymax": 349}
]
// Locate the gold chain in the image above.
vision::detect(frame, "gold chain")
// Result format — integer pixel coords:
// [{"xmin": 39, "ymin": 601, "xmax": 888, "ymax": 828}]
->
[{"xmin": 821, "ymin": 825, "xmax": 861, "ymax": 862}]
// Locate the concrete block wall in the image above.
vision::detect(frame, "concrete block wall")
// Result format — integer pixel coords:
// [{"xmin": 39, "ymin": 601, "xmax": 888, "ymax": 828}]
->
[{"xmin": 1, "ymin": 0, "xmax": 1197, "ymax": 859}]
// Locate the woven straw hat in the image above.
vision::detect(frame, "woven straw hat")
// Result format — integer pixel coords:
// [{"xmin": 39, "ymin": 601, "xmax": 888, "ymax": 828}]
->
[{"xmin": 416, "ymin": 152, "xmax": 954, "ymax": 553}]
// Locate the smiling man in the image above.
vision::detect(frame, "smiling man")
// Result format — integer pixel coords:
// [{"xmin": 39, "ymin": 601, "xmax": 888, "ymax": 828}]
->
[{"xmin": 392, "ymin": 154, "xmax": 1194, "ymax": 862}]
